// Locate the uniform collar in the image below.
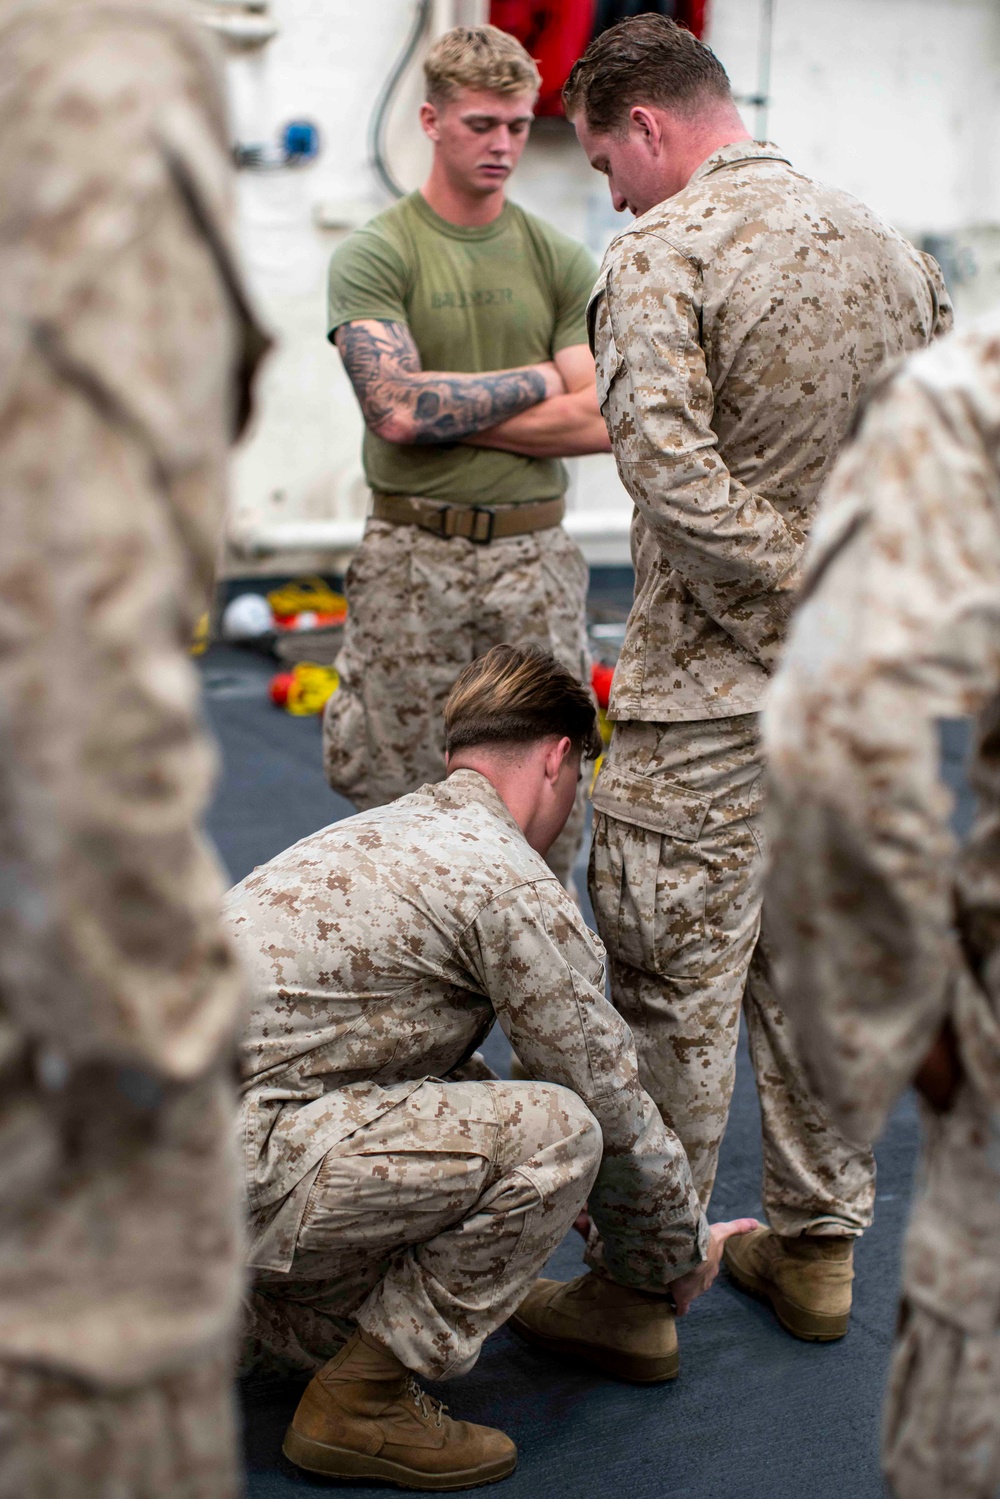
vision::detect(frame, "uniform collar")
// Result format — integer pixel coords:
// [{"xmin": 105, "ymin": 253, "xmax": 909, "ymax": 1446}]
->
[
  {"xmin": 431, "ymin": 768, "xmax": 525, "ymax": 839},
  {"xmin": 687, "ymin": 139, "xmax": 791, "ymax": 187}
]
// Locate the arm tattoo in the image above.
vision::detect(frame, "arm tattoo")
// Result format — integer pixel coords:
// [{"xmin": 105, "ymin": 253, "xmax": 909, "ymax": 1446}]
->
[{"xmin": 335, "ymin": 320, "xmax": 546, "ymax": 444}]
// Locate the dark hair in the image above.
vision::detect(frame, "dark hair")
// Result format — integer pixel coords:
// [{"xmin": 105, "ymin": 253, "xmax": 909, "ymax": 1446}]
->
[
  {"xmin": 444, "ymin": 645, "xmax": 602, "ymax": 761},
  {"xmin": 563, "ymin": 14, "xmax": 732, "ymax": 133}
]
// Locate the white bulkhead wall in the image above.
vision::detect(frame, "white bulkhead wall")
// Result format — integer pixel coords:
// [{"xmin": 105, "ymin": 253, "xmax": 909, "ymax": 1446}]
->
[{"xmin": 221, "ymin": 0, "xmax": 1000, "ymax": 572}]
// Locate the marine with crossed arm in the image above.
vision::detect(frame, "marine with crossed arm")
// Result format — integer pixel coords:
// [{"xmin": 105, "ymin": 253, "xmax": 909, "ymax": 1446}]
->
[{"xmin": 323, "ymin": 23, "xmax": 611, "ymax": 889}]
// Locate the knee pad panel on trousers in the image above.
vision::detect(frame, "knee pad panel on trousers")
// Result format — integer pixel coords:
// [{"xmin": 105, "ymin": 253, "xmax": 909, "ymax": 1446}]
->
[{"xmin": 491, "ymin": 1081, "xmax": 603, "ymax": 1194}]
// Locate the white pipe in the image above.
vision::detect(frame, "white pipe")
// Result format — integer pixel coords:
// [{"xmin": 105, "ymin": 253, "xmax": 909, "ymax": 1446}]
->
[
  {"xmin": 756, "ymin": 0, "xmax": 775, "ymax": 142},
  {"xmin": 232, "ymin": 518, "xmax": 365, "ymax": 556},
  {"xmin": 231, "ymin": 507, "xmax": 634, "ymax": 560}
]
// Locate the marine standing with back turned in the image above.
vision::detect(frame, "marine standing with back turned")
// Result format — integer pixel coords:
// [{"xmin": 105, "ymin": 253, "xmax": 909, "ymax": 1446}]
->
[
  {"xmin": 323, "ymin": 23, "xmax": 611, "ymax": 887},
  {"xmin": 512, "ymin": 15, "xmax": 952, "ymax": 1370}
]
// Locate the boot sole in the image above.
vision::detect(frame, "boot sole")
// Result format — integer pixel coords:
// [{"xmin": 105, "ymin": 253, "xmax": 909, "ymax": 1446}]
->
[
  {"xmin": 507, "ymin": 1313, "xmax": 679, "ymax": 1383},
  {"xmin": 282, "ymin": 1427, "xmax": 517, "ymax": 1491},
  {"xmin": 723, "ymin": 1257, "xmax": 850, "ymax": 1342}
]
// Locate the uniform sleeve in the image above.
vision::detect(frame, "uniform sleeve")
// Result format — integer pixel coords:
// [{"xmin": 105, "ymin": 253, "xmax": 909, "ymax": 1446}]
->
[
  {"xmin": 327, "ymin": 229, "xmax": 411, "ymax": 337},
  {"xmin": 593, "ymin": 237, "xmax": 804, "ymax": 669},
  {"xmin": 763, "ymin": 353, "xmax": 1000, "ymax": 1145},
  {"xmin": 551, "ymin": 239, "xmax": 599, "ymax": 354},
  {"xmin": 460, "ymin": 881, "xmax": 708, "ymax": 1286},
  {"xmin": 0, "ymin": 19, "xmax": 249, "ymax": 1081},
  {"xmin": 921, "ymin": 250, "xmax": 955, "ymax": 341}
]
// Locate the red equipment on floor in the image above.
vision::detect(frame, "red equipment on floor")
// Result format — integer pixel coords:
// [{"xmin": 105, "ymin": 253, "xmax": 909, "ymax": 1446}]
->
[{"xmin": 490, "ymin": 2, "xmax": 709, "ymax": 116}]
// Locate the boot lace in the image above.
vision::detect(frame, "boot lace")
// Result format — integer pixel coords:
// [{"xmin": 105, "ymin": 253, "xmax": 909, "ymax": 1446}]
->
[{"xmin": 404, "ymin": 1375, "xmax": 447, "ymax": 1430}]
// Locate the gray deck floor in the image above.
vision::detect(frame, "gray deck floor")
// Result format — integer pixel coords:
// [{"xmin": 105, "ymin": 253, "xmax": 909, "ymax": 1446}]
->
[{"xmin": 201, "ymin": 635, "xmax": 950, "ymax": 1499}]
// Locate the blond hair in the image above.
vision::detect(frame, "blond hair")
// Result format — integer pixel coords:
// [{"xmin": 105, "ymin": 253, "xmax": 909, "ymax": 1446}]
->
[
  {"xmin": 424, "ymin": 25, "xmax": 541, "ymax": 107},
  {"xmin": 444, "ymin": 645, "xmax": 601, "ymax": 761}
]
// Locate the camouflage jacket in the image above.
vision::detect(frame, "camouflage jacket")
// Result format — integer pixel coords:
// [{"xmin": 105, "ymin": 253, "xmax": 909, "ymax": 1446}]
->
[
  {"xmin": 764, "ymin": 314, "xmax": 1000, "ymax": 1328},
  {"xmin": 228, "ymin": 770, "xmax": 709, "ymax": 1288},
  {"xmin": 0, "ymin": 0, "xmax": 266, "ymax": 1383},
  {"xmin": 589, "ymin": 141, "xmax": 951, "ymax": 723}
]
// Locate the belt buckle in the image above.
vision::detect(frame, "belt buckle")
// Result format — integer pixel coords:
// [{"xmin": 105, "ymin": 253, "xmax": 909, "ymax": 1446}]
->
[
  {"xmin": 469, "ymin": 506, "xmax": 496, "ymax": 545},
  {"xmin": 420, "ymin": 503, "xmax": 452, "ymax": 539}
]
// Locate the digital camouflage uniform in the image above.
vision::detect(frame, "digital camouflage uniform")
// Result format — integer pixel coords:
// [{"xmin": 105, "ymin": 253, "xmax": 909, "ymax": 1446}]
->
[
  {"xmin": 323, "ymin": 519, "xmax": 590, "ymax": 885},
  {"xmin": 588, "ymin": 140, "xmax": 951, "ymax": 1227},
  {"xmin": 0, "ymin": 2, "xmax": 265, "ymax": 1493},
  {"xmin": 765, "ymin": 316, "xmax": 1000, "ymax": 1498},
  {"xmin": 227, "ymin": 769, "xmax": 708, "ymax": 1382}
]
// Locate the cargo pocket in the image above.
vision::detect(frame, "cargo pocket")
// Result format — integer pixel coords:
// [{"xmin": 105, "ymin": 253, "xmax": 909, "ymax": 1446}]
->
[
  {"xmin": 342, "ymin": 521, "xmax": 413, "ymax": 633},
  {"xmin": 592, "ymin": 763, "xmax": 711, "ymax": 979},
  {"xmin": 324, "ymin": 520, "xmax": 416, "ymax": 799},
  {"xmin": 538, "ymin": 527, "xmax": 590, "ymax": 681},
  {"xmin": 299, "ymin": 1104, "xmax": 499, "ymax": 1245}
]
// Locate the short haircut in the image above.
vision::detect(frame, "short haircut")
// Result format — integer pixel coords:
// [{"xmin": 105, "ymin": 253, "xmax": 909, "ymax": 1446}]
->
[
  {"xmin": 563, "ymin": 14, "xmax": 732, "ymax": 134},
  {"xmin": 444, "ymin": 645, "xmax": 602, "ymax": 762},
  {"xmin": 424, "ymin": 24, "xmax": 541, "ymax": 108}
]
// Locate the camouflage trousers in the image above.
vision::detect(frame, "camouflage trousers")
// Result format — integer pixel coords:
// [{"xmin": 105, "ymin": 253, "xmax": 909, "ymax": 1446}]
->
[
  {"xmin": 0, "ymin": 1351, "xmax": 238, "ymax": 1499},
  {"xmin": 0, "ymin": 1064, "xmax": 243, "ymax": 1497},
  {"xmin": 882, "ymin": 1080, "xmax": 1000, "ymax": 1498},
  {"xmin": 589, "ymin": 714, "xmax": 875, "ymax": 1232},
  {"xmin": 323, "ymin": 518, "xmax": 590, "ymax": 886},
  {"xmin": 244, "ymin": 1078, "xmax": 601, "ymax": 1382},
  {"xmin": 884, "ymin": 1302, "xmax": 1000, "ymax": 1498}
]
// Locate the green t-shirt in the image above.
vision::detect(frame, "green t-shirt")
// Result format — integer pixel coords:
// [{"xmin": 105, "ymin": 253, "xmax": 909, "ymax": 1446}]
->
[{"xmin": 327, "ymin": 191, "xmax": 597, "ymax": 506}]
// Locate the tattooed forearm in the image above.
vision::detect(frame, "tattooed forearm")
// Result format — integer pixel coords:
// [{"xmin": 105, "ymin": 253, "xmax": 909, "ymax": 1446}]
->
[
  {"xmin": 403, "ymin": 369, "xmax": 547, "ymax": 442},
  {"xmin": 335, "ymin": 319, "xmax": 550, "ymax": 444}
]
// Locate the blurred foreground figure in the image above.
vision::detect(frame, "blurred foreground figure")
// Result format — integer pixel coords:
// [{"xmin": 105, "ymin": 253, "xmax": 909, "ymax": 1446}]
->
[
  {"xmin": 765, "ymin": 317, "xmax": 1000, "ymax": 1497},
  {"xmin": 564, "ymin": 13, "xmax": 951, "ymax": 1347},
  {"xmin": 0, "ymin": 1, "xmax": 265, "ymax": 1493},
  {"xmin": 231, "ymin": 646, "xmax": 754, "ymax": 1490}
]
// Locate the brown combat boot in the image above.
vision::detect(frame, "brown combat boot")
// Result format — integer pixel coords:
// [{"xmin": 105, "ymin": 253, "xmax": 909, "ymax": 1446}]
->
[
  {"xmin": 723, "ymin": 1226, "xmax": 854, "ymax": 1341},
  {"xmin": 282, "ymin": 1329, "xmax": 517, "ymax": 1491},
  {"xmin": 509, "ymin": 1272, "xmax": 679, "ymax": 1383}
]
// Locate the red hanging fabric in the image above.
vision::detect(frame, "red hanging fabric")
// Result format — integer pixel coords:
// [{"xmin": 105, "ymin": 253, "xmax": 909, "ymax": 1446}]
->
[
  {"xmin": 683, "ymin": 0, "xmax": 708, "ymax": 37},
  {"xmin": 489, "ymin": 2, "xmax": 709, "ymax": 116},
  {"xmin": 490, "ymin": 2, "xmax": 597, "ymax": 115}
]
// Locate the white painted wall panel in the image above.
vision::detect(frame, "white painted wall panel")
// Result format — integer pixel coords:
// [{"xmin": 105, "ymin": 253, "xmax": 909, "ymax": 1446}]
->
[{"xmin": 711, "ymin": 0, "xmax": 1000, "ymax": 235}]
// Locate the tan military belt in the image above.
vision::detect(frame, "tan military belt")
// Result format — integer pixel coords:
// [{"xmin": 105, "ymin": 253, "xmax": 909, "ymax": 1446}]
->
[{"xmin": 371, "ymin": 493, "xmax": 565, "ymax": 545}]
